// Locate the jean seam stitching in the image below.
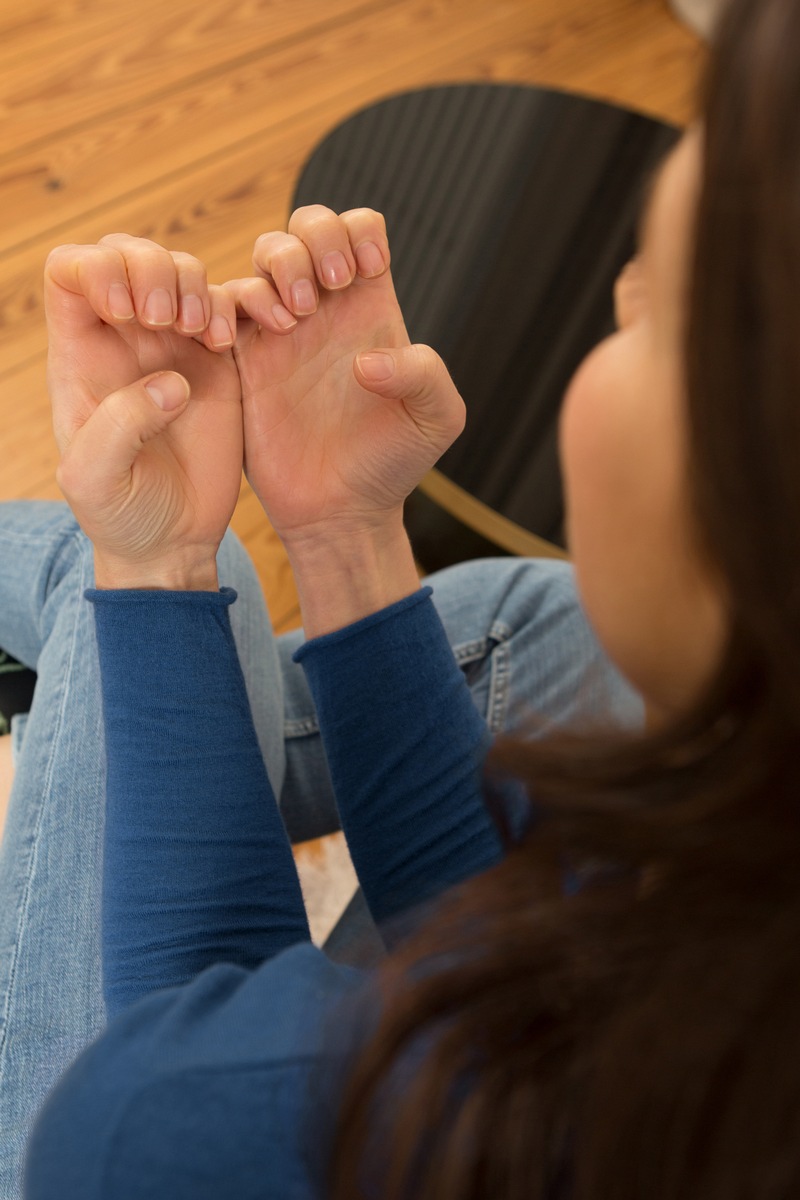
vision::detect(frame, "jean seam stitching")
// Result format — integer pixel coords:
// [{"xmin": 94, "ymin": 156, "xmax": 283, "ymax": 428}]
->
[
  {"xmin": 0, "ymin": 533, "xmax": 85, "ymax": 1066},
  {"xmin": 487, "ymin": 640, "xmax": 510, "ymax": 733},
  {"xmin": 452, "ymin": 619, "xmax": 513, "ymax": 667}
]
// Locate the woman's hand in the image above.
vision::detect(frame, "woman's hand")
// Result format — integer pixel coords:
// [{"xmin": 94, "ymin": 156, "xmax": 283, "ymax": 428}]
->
[
  {"xmin": 219, "ymin": 206, "xmax": 466, "ymax": 634},
  {"xmin": 45, "ymin": 235, "xmax": 244, "ymax": 589},
  {"xmin": 228, "ymin": 207, "xmax": 466, "ymax": 550}
]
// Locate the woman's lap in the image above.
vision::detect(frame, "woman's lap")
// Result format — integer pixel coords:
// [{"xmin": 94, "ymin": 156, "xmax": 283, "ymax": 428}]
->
[
  {"xmin": 0, "ymin": 503, "xmax": 285, "ymax": 1198},
  {"xmin": 278, "ymin": 556, "xmax": 643, "ymax": 839},
  {"xmin": 0, "ymin": 502, "xmax": 641, "ymax": 1198}
]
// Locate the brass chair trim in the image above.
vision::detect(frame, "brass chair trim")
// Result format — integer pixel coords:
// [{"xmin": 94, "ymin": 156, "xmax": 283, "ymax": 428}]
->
[{"xmin": 418, "ymin": 469, "xmax": 569, "ymax": 562}]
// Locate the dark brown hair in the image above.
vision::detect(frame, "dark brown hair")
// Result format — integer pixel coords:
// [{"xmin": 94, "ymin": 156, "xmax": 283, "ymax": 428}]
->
[{"xmin": 330, "ymin": 1, "xmax": 800, "ymax": 1195}]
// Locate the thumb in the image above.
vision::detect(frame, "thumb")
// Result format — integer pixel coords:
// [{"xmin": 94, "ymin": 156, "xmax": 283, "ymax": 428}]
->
[
  {"xmin": 355, "ymin": 344, "xmax": 466, "ymax": 439},
  {"xmin": 57, "ymin": 371, "xmax": 190, "ymax": 501}
]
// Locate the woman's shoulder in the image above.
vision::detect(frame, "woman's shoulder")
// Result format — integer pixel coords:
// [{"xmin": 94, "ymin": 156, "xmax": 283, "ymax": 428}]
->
[{"xmin": 25, "ymin": 943, "xmax": 369, "ymax": 1200}]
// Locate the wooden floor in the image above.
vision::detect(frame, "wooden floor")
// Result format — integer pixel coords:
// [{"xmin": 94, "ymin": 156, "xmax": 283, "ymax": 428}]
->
[
  {"xmin": 0, "ymin": 0, "xmax": 703, "ymax": 633},
  {"xmin": 0, "ymin": 0, "xmax": 705, "ymax": 936}
]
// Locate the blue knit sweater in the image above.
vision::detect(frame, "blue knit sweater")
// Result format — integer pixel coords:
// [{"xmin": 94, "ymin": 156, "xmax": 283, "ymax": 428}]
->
[{"xmin": 24, "ymin": 586, "xmax": 503, "ymax": 1198}]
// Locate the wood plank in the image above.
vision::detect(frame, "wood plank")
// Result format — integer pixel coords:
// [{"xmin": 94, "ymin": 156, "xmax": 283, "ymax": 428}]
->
[
  {"xmin": 0, "ymin": 0, "xmax": 408, "ymax": 159},
  {"xmin": 0, "ymin": 0, "xmax": 703, "ymax": 639},
  {"xmin": 0, "ymin": 359, "xmax": 58, "ymax": 499},
  {"xmin": 0, "ymin": 125, "xmax": 307, "ymax": 373},
  {"xmin": 0, "ymin": 0, "xmax": 157, "ymax": 57},
  {"xmin": 0, "ymin": 0, "xmax": 702, "ymax": 376},
  {"xmin": 0, "ymin": 0, "xmax": 701, "ymax": 258}
]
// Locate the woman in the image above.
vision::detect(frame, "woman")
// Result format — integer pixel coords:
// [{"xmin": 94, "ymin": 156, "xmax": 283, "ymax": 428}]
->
[
  {"xmin": 0, "ymin": 180, "xmax": 637, "ymax": 1200},
  {"xmin": 7, "ymin": 0, "xmax": 800, "ymax": 1194}
]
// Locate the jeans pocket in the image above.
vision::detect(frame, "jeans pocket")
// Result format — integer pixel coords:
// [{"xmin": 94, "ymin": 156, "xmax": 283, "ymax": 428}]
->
[{"xmin": 453, "ymin": 620, "xmax": 512, "ymax": 735}]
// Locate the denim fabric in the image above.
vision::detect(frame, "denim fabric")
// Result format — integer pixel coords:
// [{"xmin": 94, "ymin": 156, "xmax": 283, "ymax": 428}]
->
[
  {"xmin": 0, "ymin": 503, "xmax": 285, "ymax": 1200},
  {"xmin": 0, "ymin": 503, "xmax": 642, "ymax": 1199},
  {"xmin": 278, "ymin": 556, "xmax": 644, "ymax": 842}
]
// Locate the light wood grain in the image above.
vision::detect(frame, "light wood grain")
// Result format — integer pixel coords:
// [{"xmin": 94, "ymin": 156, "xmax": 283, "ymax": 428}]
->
[
  {"xmin": 0, "ymin": 0, "xmax": 695, "ymax": 256},
  {"xmin": 0, "ymin": 0, "xmax": 704, "ymax": 633}
]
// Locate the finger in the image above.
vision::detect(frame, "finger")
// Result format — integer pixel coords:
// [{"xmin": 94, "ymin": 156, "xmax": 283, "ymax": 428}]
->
[
  {"xmin": 199, "ymin": 284, "xmax": 238, "ymax": 352},
  {"xmin": 218, "ymin": 276, "xmax": 297, "ymax": 337},
  {"xmin": 354, "ymin": 344, "xmax": 466, "ymax": 443},
  {"xmin": 57, "ymin": 372, "xmax": 190, "ymax": 510},
  {"xmin": 171, "ymin": 251, "xmax": 211, "ymax": 336},
  {"xmin": 99, "ymin": 234, "xmax": 179, "ymax": 330},
  {"xmin": 252, "ymin": 231, "xmax": 319, "ymax": 317},
  {"xmin": 287, "ymin": 205, "xmax": 358, "ymax": 293},
  {"xmin": 44, "ymin": 243, "xmax": 136, "ymax": 332},
  {"xmin": 340, "ymin": 208, "xmax": 391, "ymax": 280}
]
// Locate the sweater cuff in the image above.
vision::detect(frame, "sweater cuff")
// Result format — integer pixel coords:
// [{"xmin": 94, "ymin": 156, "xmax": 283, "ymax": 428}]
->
[
  {"xmin": 292, "ymin": 587, "xmax": 432, "ymax": 663},
  {"xmin": 85, "ymin": 586, "xmax": 238, "ymax": 608}
]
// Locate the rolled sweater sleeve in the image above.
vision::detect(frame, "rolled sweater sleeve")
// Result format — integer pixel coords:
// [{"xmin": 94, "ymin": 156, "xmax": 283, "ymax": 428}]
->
[
  {"xmin": 294, "ymin": 588, "xmax": 503, "ymax": 928},
  {"xmin": 87, "ymin": 587, "xmax": 309, "ymax": 1018}
]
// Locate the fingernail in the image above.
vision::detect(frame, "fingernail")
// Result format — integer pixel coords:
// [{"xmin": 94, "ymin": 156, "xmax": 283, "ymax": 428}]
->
[
  {"xmin": 209, "ymin": 315, "xmax": 234, "ymax": 348},
  {"xmin": 358, "ymin": 352, "xmax": 395, "ymax": 382},
  {"xmin": 180, "ymin": 294, "xmax": 206, "ymax": 332},
  {"xmin": 321, "ymin": 251, "xmax": 351, "ymax": 289},
  {"xmin": 146, "ymin": 373, "xmax": 190, "ymax": 410},
  {"xmin": 109, "ymin": 283, "xmax": 135, "ymax": 320},
  {"xmin": 143, "ymin": 288, "xmax": 174, "ymax": 326},
  {"xmin": 355, "ymin": 242, "xmax": 385, "ymax": 278},
  {"xmin": 272, "ymin": 304, "xmax": 297, "ymax": 330},
  {"xmin": 291, "ymin": 279, "xmax": 317, "ymax": 315}
]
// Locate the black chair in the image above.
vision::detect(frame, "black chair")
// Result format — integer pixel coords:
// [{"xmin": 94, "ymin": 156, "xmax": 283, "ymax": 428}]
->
[
  {"xmin": 293, "ymin": 83, "xmax": 679, "ymax": 573},
  {"xmin": 296, "ymin": 85, "xmax": 681, "ymax": 961}
]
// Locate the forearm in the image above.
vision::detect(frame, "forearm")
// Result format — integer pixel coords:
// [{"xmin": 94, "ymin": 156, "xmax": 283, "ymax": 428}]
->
[
  {"xmin": 88, "ymin": 587, "xmax": 309, "ymax": 1018},
  {"xmin": 284, "ymin": 512, "xmax": 421, "ymax": 639},
  {"xmin": 295, "ymin": 588, "xmax": 503, "ymax": 931}
]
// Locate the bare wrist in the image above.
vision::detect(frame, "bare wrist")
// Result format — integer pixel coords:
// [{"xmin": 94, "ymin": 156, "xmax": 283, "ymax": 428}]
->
[
  {"xmin": 284, "ymin": 517, "xmax": 421, "ymax": 638},
  {"xmin": 93, "ymin": 550, "xmax": 220, "ymax": 592}
]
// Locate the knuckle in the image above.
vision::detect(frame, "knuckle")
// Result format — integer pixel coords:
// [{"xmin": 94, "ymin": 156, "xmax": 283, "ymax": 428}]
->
[
  {"xmin": 171, "ymin": 250, "xmax": 203, "ymax": 269},
  {"xmin": 213, "ymin": 279, "xmax": 236, "ymax": 301},
  {"xmin": 288, "ymin": 204, "xmax": 337, "ymax": 236},
  {"xmin": 270, "ymin": 240, "xmax": 301, "ymax": 266},
  {"xmin": 291, "ymin": 203, "xmax": 334, "ymax": 222},
  {"xmin": 43, "ymin": 243, "xmax": 80, "ymax": 279},
  {"xmin": 250, "ymin": 276, "xmax": 272, "ymax": 298},
  {"xmin": 344, "ymin": 207, "xmax": 387, "ymax": 234},
  {"xmin": 402, "ymin": 346, "xmax": 437, "ymax": 401},
  {"xmin": 104, "ymin": 390, "xmax": 142, "ymax": 438},
  {"xmin": 44, "ymin": 243, "xmax": 72, "ymax": 267},
  {"xmin": 217, "ymin": 277, "xmax": 240, "ymax": 296},
  {"xmin": 97, "ymin": 232, "xmax": 132, "ymax": 248},
  {"xmin": 100, "ymin": 234, "xmax": 173, "ymax": 273},
  {"xmin": 99, "ymin": 232, "xmax": 153, "ymax": 248},
  {"xmin": 230, "ymin": 277, "xmax": 259, "ymax": 303},
  {"xmin": 413, "ymin": 343, "xmax": 439, "ymax": 381},
  {"xmin": 252, "ymin": 231, "xmax": 294, "ymax": 265}
]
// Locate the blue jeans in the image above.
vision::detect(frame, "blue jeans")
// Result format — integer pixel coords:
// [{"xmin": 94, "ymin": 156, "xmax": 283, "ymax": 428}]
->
[{"xmin": 0, "ymin": 501, "xmax": 642, "ymax": 1198}]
